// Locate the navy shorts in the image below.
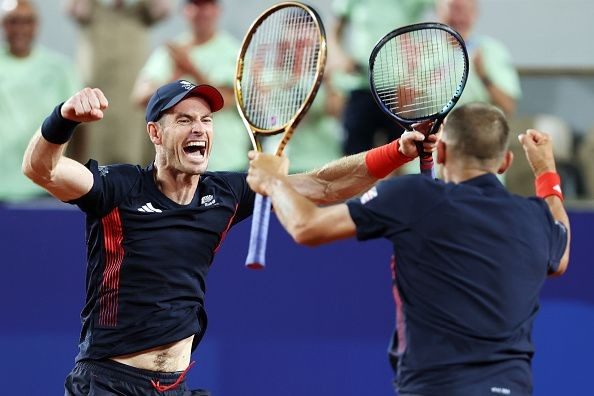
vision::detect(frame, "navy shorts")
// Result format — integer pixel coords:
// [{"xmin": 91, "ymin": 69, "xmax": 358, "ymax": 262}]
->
[{"xmin": 64, "ymin": 359, "xmax": 210, "ymax": 396}]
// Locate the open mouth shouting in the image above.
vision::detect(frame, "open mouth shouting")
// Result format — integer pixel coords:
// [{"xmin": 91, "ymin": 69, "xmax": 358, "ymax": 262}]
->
[{"xmin": 183, "ymin": 140, "xmax": 207, "ymax": 159}]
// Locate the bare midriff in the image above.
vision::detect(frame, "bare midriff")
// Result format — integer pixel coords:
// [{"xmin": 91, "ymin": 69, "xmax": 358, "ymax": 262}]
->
[{"xmin": 110, "ymin": 335, "xmax": 194, "ymax": 372}]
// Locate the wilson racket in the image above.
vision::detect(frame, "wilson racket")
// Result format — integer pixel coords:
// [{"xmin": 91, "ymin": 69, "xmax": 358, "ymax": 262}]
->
[
  {"xmin": 235, "ymin": 2, "xmax": 326, "ymax": 269},
  {"xmin": 369, "ymin": 22, "xmax": 469, "ymax": 178}
]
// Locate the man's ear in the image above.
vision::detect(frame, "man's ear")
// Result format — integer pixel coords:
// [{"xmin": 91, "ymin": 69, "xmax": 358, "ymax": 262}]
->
[
  {"xmin": 436, "ymin": 140, "xmax": 446, "ymax": 165},
  {"xmin": 147, "ymin": 122, "xmax": 161, "ymax": 145},
  {"xmin": 497, "ymin": 150, "xmax": 513, "ymax": 174}
]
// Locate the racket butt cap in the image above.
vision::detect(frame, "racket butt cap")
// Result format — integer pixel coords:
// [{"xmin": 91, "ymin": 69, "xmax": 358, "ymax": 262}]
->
[{"xmin": 246, "ymin": 262, "xmax": 265, "ymax": 270}]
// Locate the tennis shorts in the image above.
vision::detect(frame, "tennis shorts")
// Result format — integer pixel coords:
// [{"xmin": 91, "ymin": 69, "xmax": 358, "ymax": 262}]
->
[{"xmin": 64, "ymin": 359, "xmax": 210, "ymax": 396}]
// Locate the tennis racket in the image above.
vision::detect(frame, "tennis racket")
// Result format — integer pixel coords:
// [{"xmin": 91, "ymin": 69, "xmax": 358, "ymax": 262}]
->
[
  {"xmin": 235, "ymin": 2, "xmax": 327, "ymax": 269},
  {"xmin": 369, "ymin": 22, "xmax": 469, "ymax": 178}
]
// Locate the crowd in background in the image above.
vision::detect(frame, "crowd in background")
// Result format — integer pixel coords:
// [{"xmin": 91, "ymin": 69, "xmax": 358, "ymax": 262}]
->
[{"xmin": 1, "ymin": 0, "xmax": 593, "ymax": 204}]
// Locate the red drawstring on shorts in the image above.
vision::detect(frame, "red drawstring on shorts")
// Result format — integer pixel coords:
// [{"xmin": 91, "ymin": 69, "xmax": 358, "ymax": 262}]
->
[{"xmin": 150, "ymin": 360, "xmax": 196, "ymax": 392}]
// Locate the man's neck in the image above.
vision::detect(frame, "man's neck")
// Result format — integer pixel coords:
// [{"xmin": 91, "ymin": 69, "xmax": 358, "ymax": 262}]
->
[
  {"xmin": 192, "ymin": 29, "xmax": 215, "ymax": 46},
  {"xmin": 153, "ymin": 167, "xmax": 200, "ymax": 205},
  {"xmin": 443, "ymin": 163, "xmax": 492, "ymax": 184}
]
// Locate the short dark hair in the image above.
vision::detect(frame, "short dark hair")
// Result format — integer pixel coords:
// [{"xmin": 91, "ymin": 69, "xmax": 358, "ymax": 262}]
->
[{"xmin": 442, "ymin": 102, "xmax": 509, "ymax": 165}]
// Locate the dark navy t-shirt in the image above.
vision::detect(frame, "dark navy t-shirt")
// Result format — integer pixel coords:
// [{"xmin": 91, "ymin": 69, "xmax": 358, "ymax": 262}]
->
[
  {"xmin": 69, "ymin": 161, "xmax": 255, "ymax": 361},
  {"xmin": 347, "ymin": 173, "xmax": 566, "ymax": 396}
]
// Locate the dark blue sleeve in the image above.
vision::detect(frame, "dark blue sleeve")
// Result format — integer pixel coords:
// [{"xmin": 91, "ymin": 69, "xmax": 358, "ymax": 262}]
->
[
  {"xmin": 346, "ymin": 175, "xmax": 435, "ymax": 241},
  {"xmin": 528, "ymin": 197, "xmax": 568, "ymax": 275},
  {"xmin": 219, "ymin": 172, "xmax": 255, "ymax": 225},
  {"xmin": 547, "ymin": 220, "xmax": 568, "ymax": 274},
  {"xmin": 68, "ymin": 160, "xmax": 142, "ymax": 217}
]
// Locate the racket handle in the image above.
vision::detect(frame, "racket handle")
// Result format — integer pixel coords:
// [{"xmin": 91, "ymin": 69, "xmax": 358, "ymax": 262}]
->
[
  {"xmin": 415, "ymin": 141, "xmax": 435, "ymax": 178},
  {"xmin": 245, "ymin": 193, "xmax": 272, "ymax": 269},
  {"xmin": 420, "ymin": 154, "xmax": 436, "ymax": 179}
]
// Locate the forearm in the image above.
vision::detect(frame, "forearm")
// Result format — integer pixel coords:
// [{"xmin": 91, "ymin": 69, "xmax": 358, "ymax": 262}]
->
[
  {"xmin": 289, "ymin": 152, "xmax": 376, "ymax": 205},
  {"xmin": 22, "ymin": 129, "xmax": 67, "ymax": 186},
  {"xmin": 288, "ymin": 136, "xmax": 418, "ymax": 204},
  {"xmin": 268, "ymin": 177, "xmax": 320, "ymax": 242},
  {"xmin": 267, "ymin": 177, "xmax": 355, "ymax": 246}
]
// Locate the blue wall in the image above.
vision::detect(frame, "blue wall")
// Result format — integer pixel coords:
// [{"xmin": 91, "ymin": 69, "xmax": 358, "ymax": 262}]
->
[{"xmin": 1, "ymin": 206, "xmax": 592, "ymax": 396}]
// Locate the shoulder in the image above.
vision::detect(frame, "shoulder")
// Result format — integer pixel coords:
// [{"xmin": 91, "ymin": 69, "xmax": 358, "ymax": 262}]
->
[
  {"xmin": 88, "ymin": 161, "xmax": 145, "ymax": 189},
  {"xmin": 353, "ymin": 175, "xmax": 445, "ymax": 210},
  {"xmin": 378, "ymin": 174, "xmax": 445, "ymax": 195},
  {"xmin": 203, "ymin": 171, "xmax": 248, "ymax": 190}
]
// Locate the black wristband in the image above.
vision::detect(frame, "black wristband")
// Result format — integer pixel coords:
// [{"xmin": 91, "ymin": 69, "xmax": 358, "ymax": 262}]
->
[{"xmin": 41, "ymin": 103, "xmax": 80, "ymax": 144}]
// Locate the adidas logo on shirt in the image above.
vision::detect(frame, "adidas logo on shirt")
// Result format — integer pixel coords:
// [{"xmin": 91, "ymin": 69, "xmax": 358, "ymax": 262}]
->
[{"xmin": 137, "ymin": 202, "xmax": 162, "ymax": 213}]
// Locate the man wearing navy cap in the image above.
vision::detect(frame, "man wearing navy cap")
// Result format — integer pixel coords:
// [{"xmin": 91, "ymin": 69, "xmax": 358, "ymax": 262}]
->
[{"xmin": 22, "ymin": 81, "xmax": 439, "ymax": 394}]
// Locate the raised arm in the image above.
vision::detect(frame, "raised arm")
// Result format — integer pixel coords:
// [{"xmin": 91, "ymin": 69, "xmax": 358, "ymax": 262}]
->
[
  {"xmin": 22, "ymin": 88, "xmax": 108, "ymax": 202},
  {"xmin": 248, "ymin": 153, "xmax": 357, "ymax": 246},
  {"xmin": 289, "ymin": 127, "xmax": 438, "ymax": 204},
  {"xmin": 519, "ymin": 129, "xmax": 571, "ymax": 276}
]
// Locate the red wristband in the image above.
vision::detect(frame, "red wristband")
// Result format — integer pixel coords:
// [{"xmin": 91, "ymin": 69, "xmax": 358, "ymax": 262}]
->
[
  {"xmin": 535, "ymin": 172, "xmax": 563, "ymax": 201},
  {"xmin": 365, "ymin": 139, "xmax": 414, "ymax": 179}
]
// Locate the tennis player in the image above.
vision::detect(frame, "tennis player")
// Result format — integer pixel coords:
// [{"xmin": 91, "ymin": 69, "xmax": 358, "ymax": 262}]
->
[
  {"xmin": 21, "ymin": 80, "xmax": 435, "ymax": 395},
  {"xmin": 247, "ymin": 102, "xmax": 570, "ymax": 396}
]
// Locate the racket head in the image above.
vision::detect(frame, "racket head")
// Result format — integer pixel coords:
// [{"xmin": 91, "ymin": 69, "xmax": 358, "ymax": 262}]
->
[
  {"xmin": 369, "ymin": 22, "xmax": 469, "ymax": 127},
  {"xmin": 234, "ymin": 1, "xmax": 327, "ymax": 152}
]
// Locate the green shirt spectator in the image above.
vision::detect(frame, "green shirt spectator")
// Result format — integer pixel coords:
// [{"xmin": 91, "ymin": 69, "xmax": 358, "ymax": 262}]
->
[
  {"xmin": 458, "ymin": 35, "xmax": 522, "ymax": 107},
  {"xmin": 331, "ymin": 0, "xmax": 435, "ymax": 92},
  {"xmin": 0, "ymin": 1, "xmax": 80, "ymax": 203}
]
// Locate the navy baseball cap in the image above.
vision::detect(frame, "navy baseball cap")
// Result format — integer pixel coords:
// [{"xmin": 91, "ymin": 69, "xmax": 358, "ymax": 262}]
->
[{"xmin": 145, "ymin": 80, "xmax": 224, "ymax": 122}]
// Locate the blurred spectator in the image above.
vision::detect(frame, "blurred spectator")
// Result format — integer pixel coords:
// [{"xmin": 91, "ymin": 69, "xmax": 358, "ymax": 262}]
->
[
  {"xmin": 437, "ymin": 0, "xmax": 521, "ymax": 116},
  {"xmin": 66, "ymin": 0, "xmax": 171, "ymax": 165},
  {"xmin": 262, "ymin": 81, "xmax": 344, "ymax": 173},
  {"xmin": 0, "ymin": 0, "xmax": 80, "ymax": 203},
  {"xmin": 330, "ymin": 0, "xmax": 435, "ymax": 155},
  {"xmin": 132, "ymin": 0, "xmax": 250, "ymax": 171}
]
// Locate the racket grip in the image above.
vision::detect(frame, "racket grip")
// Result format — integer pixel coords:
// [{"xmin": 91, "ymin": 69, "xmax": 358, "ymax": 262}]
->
[
  {"xmin": 420, "ymin": 155, "xmax": 436, "ymax": 179},
  {"xmin": 245, "ymin": 193, "xmax": 272, "ymax": 269}
]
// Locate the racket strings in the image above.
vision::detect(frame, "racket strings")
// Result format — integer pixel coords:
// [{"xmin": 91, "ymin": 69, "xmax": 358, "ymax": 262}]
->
[
  {"xmin": 372, "ymin": 29, "xmax": 466, "ymax": 119},
  {"xmin": 240, "ymin": 7, "xmax": 322, "ymax": 131}
]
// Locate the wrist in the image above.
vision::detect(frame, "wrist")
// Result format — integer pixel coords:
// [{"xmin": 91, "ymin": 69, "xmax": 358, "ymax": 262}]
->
[
  {"xmin": 535, "ymin": 172, "xmax": 563, "ymax": 201},
  {"xmin": 365, "ymin": 139, "xmax": 414, "ymax": 179},
  {"xmin": 41, "ymin": 103, "xmax": 80, "ymax": 144},
  {"xmin": 397, "ymin": 138, "xmax": 416, "ymax": 159}
]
